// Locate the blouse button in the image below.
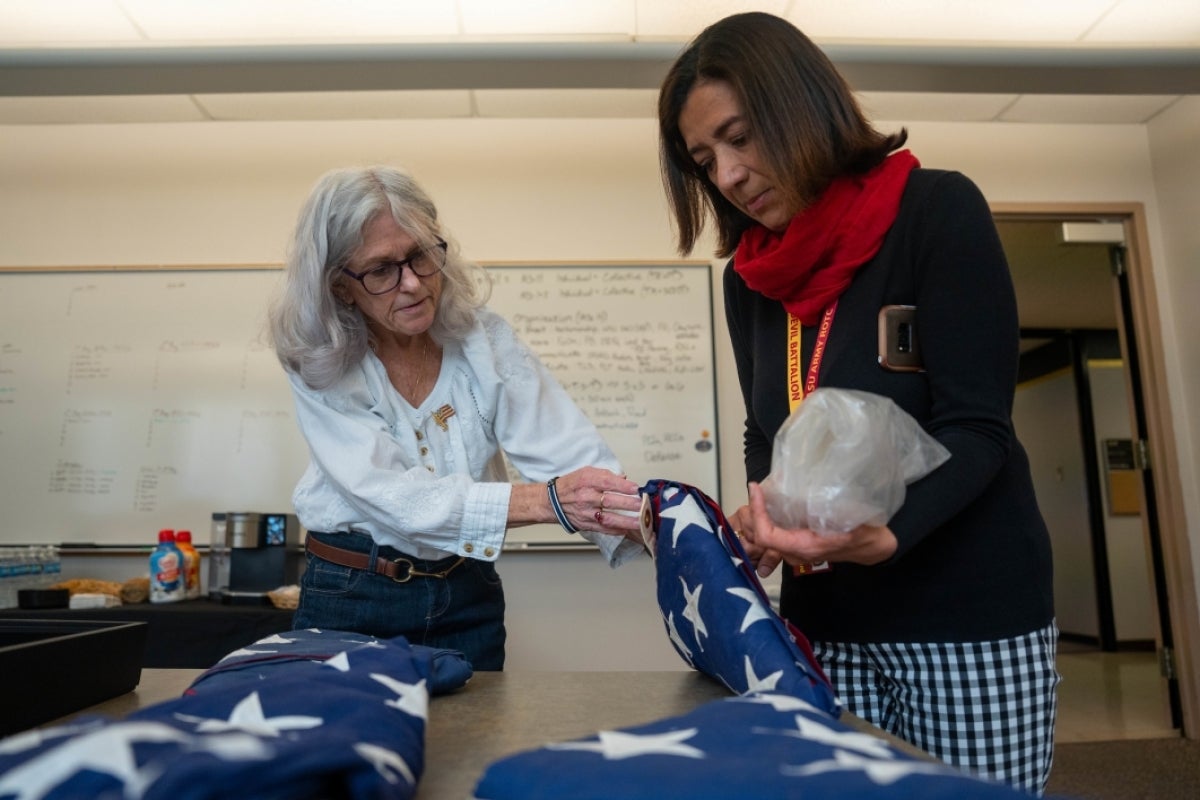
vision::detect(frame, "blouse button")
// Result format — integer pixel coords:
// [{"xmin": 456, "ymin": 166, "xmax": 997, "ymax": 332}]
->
[
  {"xmin": 464, "ymin": 543, "xmax": 474, "ymax": 554},
  {"xmin": 425, "ymin": 465, "xmax": 435, "ymax": 473},
  {"xmin": 484, "ymin": 547, "xmax": 495, "ymax": 558},
  {"xmin": 415, "ymin": 431, "xmax": 424, "ymax": 441},
  {"xmin": 420, "ymin": 447, "xmax": 429, "ymax": 456}
]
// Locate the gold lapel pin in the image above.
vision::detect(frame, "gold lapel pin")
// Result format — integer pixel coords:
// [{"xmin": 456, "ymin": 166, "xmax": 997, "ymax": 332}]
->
[{"xmin": 433, "ymin": 404, "xmax": 456, "ymax": 431}]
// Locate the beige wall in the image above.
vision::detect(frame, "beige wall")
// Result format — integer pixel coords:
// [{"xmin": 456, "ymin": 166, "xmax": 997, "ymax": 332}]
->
[
  {"xmin": 1, "ymin": 113, "xmax": 1195, "ymax": 671},
  {"xmin": 1147, "ymin": 97, "xmax": 1200, "ymax": 619}
]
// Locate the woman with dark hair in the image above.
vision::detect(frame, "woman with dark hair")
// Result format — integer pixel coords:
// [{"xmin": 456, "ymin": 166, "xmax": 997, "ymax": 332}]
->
[
  {"xmin": 659, "ymin": 12, "xmax": 1058, "ymax": 795},
  {"xmin": 269, "ymin": 165, "xmax": 644, "ymax": 671}
]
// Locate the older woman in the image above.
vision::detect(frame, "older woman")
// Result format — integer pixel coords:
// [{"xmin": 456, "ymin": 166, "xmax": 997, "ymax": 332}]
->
[
  {"xmin": 658, "ymin": 12, "xmax": 1058, "ymax": 795},
  {"xmin": 269, "ymin": 166, "xmax": 644, "ymax": 670}
]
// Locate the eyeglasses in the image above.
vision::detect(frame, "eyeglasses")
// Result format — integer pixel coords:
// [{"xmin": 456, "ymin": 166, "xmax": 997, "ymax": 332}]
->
[{"xmin": 341, "ymin": 239, "xmax": 448, "ymax": 295}]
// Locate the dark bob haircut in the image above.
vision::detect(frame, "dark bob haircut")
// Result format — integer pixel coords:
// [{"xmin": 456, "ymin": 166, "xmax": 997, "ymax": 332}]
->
[{"xmin": 658, "ymin": 12, "xmax": 907, "ymax": 257}]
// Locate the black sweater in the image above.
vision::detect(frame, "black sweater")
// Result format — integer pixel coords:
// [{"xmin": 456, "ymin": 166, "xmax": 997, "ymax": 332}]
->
[{"xmin": 724, "ymin": 169, "xmax": 1054, "ymax": 643}]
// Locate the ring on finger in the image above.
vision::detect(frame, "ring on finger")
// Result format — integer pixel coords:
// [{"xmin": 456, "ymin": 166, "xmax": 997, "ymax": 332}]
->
[{"xmin": 599, "ymin": 491, "xmax": 606, "ymax": 512}]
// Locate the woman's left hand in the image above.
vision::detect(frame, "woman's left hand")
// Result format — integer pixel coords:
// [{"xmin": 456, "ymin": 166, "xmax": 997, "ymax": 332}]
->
[{"xmin": 742, "ymin": 481, "xmax": 898, "ymax": 569}]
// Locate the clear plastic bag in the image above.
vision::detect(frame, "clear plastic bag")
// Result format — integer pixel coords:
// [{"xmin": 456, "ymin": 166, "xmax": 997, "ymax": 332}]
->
[{"xmin": 761, "ymin": 388, "xmax": 951, "ymax": 534}]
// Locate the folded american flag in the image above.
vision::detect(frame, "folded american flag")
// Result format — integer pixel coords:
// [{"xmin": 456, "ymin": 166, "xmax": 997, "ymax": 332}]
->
[
  {"xmin": 0, "ymin": 630, "xmax": 471, "ymax": 799},
  {"xmin": 474, "ymin": 691, "xmax": 1030, "ymax": 799},
  {"xmin": 641, "ymin": 479, "xmax": 839, "ymax": 713}
]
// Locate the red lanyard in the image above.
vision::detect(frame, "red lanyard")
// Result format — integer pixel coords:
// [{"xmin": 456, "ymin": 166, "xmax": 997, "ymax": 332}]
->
[{"xmin": 786, "ymin": 302, "xmax": 837, "ymax": 412}]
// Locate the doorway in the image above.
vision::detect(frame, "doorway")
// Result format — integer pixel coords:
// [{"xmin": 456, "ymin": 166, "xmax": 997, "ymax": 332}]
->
[{"xmin": 996, "ymin": 215, "xmax": 1183, "ymax": 736}]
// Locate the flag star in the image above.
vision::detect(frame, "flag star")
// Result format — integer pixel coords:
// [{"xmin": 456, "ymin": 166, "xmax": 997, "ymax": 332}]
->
[
  {"xmin": 664, "ymin": 610, "xmax": 693, "ymax": 663},
  {"xmin": 782, "ymin": 748, "xmax": 952, "ymax": 785},
  {"xmin": 218, "ymin": 647, "xmax": 278, "ymax": 661},
  {"xmin": 659, "ymin": 493, "xmax": 713, "ymax": 547},
  {"xmin": 354, "ymin": 742, "xmax": 417, "ymax": 786},
  {"xmin": 325, "ymin": 651, "xmax": 352, "ymax": 672},
  {"xmin": 0, "ymin": 722, "xmax": 270, "ymax": 800},
  {"xmin": 0, "ymin": 723, "xmax": 99, "ymax": 755},
  {"xmin": 679, "ymin": 576, "xmax": 708, "ymax": 652},
  {"xmin": 252, "ymin": 634, "xmax": 297, "ymax": 646},
  {"xmin": 743, "ymin": 655, "xmax": 784, "ymax": 693},
  {"xmin": 719, "ymin": 524, "xmax": 745, "ymax": 564},
  {"xmin": 725, "ymin": 586, "xmax": 771, "ymax": 633},
  {"xmin": 760, "ymin": 714, "xmax": 894, "ymax": 759},
  {"xmin": 177, "ymin": 691, "xmax": 323, "ymax": 736},
  {"xmin": 738, "ymin": 693, "xmax": 821, "ymax": 714},
  {"xmin": 547, "ymin": 728, "xmax": 705, "ymax": 760},
  {"xmin": 371, "ymin": 674, "xmax": 429, "ymax": 720}
]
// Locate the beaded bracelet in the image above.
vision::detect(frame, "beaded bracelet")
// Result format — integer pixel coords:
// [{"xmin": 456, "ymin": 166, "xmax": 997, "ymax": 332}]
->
[{"xmin": 546, "ymin": 477, "xmax": 578, "ymax": 534}]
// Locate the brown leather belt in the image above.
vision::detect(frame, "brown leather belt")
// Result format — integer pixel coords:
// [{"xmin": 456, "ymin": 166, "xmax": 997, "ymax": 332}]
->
[{"xmin": 305, "ymin": 536, "xmax": 466, "ymax": 584}]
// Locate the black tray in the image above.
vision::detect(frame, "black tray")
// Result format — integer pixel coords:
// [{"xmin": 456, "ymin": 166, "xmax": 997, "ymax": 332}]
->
[{"xmin": 0, "ymin": 618, "xmax": 147, "ymax": 737}]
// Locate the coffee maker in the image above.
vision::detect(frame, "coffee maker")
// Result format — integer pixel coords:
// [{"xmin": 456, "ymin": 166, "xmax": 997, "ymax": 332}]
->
[{"xmin": 209, "ymin": 512, "xmax": 303, "ymax": 605}]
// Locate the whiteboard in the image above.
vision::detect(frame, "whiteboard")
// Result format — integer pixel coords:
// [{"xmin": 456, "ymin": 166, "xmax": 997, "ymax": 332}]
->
[
  {"xmin": 489, "ymin": 265, "xmax": 719, "ymax": 546},
  {"xmin": 0, "ymin": 265, "xmax": 718, "ymax": 548}
]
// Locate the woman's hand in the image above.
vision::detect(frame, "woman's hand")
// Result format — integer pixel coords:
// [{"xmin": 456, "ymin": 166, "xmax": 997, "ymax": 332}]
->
[
  {"xmin": 727, "ymin": 503, "xmax": 785, "ymax": 578},
  {"xmin": 555, "ymin": 467, "xmax": 644, "ymax": 543},
  {"xmin": 508, "ymin": 468, "xmax": 643, "ymax": 545},
  {"xmin": 740, "ymin": 482, "xmax": 898, "ymax": 576}
]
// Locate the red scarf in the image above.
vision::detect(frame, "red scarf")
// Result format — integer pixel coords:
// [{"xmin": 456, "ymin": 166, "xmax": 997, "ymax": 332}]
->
[{"xmin": 734, "ymin": 150, "xmax": 919, "ymax": 325}]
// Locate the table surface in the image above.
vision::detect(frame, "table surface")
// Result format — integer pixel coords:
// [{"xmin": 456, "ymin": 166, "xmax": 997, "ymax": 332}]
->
[{"xmin": 53, "ymin": 669, "xmax": 922, "ymax": 799}]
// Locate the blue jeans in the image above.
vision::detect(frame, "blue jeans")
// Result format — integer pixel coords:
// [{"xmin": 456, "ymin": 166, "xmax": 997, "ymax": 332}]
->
[{"xmin": 294, "ymin": 530, "xmax": 507, "ymax": 670}]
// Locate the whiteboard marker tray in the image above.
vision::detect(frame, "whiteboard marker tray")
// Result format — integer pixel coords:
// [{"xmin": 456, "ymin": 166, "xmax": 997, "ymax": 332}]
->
[{"xmin": 0, "ymin": 618, "xmax": 147, "ymax": 737}]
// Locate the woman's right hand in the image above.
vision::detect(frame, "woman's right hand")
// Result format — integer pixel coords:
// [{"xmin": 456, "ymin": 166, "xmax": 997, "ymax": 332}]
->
[{"xmin": 728, "ymin": 502, "xmax": 785, "ymax": 577}]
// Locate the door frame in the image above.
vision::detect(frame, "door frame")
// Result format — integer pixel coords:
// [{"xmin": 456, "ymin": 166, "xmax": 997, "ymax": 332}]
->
[{"xmin": 993, "ymin": 202, "xmax": 1199, "ymax": 737}]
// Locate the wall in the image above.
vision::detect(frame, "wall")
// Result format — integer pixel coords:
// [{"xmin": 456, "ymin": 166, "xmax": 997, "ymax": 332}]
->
[
  {"xmin": 1, "ymin": 114, "xmax": 1195, "ymax": 670},
  {"xmin": 1147, "ymin": 97, "xmax": 1200, "ymax": 628}
]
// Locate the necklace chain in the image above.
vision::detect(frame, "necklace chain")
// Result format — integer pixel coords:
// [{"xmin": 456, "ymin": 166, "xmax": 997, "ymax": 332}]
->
[{"xmin": 405, "ymin": 337, "xmax": 431, "ymax": 401}]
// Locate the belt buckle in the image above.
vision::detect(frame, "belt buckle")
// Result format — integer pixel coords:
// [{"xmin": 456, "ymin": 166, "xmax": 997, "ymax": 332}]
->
[{"xmin": 390, "ymin": 557, "xmax": 415, "ymax": 583}]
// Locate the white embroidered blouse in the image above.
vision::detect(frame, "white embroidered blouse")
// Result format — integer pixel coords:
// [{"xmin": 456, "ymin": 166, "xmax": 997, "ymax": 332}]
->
[{"xmin": 287, "ymin": 307, "xmax": 642, "ymax": 566}]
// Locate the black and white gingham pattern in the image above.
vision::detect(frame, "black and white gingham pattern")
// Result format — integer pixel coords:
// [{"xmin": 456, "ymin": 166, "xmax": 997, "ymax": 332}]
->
[{"xmin": 813, "ymin": 622, "xmax": 1060, "ymax": 796}]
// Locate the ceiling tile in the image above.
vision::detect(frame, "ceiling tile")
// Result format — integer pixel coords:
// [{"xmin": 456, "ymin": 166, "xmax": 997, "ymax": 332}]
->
[
  {"xmin": 473, "ymin": 88, "xmax": 657, "ymax": 117},
  {"xmin": 1085, "ymin": 0, "xmax": 1200, "ymax": 44},
  {"xmin": 194, "ymin": 90, "xmax": 473, "ymax": 121},
  {"xmin": 634, "ymin": 0, "xmax": 790, "ymax": 38},
  {"xmin": 1000, "ymin": 94, "xmax": 1181, "ymax": 123},
  {"xmin": 0, "ymin": 95, "xmax": 206, "ymax": 124},
  {"xmin": 459, "ymin": 0, "xmax": 635, "ymax": 36},
  {"xmin": 118, "ymin": 0, "xmax": 459, "ymax": 42},
  {"xmin": 857, "ymin": 91, "xmax": 1016, "ymax": 122},
  {"xmin": 785, "ymin": 0, "xmax": 1116, "ymax": 42},
  {"xmin": 0, "ymin": 0, "xmax": 143, "ymax": 44}
]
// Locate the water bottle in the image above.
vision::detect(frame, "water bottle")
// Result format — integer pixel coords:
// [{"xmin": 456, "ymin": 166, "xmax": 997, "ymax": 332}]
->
[
  {"xmin": 149, "ymin": 529, "xmax": 186, "ymax": 604},
  {"xmin": 11, "ymin": 547, "xmax": 32, "ymax": 600},
  {"xmin": 0, "ymin": 548, "xmax": 15, "ymax": 609},
  {"xmin": 175, "ymin": 530, "xmax": 201, "ymax": 600},
  {"xmin": 41, "ymin": 545, "xmax": 61, "ymax": 587}
]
